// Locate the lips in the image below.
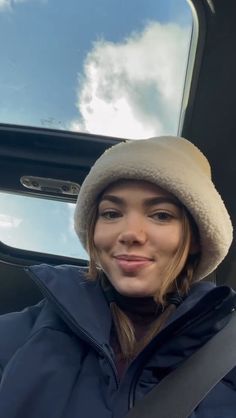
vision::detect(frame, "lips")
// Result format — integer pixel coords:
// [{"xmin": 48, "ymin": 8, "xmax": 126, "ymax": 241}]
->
[
  {"xmin": 114, "ymin": 254, "xmax": 153, "ymax": 272},
  {"xmin": 115, "ymin": 254, "xmax": 153, "ymax": 261}
]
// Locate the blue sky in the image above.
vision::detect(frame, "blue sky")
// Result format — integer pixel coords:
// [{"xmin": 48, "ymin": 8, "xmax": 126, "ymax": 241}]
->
[
  {"xmin": 0, "ymin": 192, "xmax": 88, "ymax": 259},
  {"xmin": 0, "ymin": 0, "xmax": 192, "ymax": 134},
  {"xmin": 0, "ymin": 0, "xmax": 192, "ymax": 260}
]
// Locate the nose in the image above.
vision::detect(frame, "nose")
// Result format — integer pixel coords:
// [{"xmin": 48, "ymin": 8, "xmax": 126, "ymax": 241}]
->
[{"xmin": 118, "ymin": 216, "xmax": 147, "ymax": 246}]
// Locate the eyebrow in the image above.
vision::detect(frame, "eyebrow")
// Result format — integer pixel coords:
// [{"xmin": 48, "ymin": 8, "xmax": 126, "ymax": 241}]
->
[{"xmin": 99, "ymin": 194, "xmax": 182, "ymax": 208}]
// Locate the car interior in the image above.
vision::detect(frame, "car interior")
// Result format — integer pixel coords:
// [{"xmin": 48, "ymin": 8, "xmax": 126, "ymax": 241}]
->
[{"xmin": 0, "ymin": 0, "xmax": 236, "ymax": 315}]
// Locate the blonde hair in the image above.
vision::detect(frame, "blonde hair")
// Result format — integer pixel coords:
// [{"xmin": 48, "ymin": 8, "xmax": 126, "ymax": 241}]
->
[{"xmin": 86, "ymin": 200, "xmax": 199, "ymax": 360}]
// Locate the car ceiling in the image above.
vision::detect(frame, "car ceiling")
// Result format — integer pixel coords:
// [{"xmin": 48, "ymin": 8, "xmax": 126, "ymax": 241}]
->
[{"xmin": 0, "ymin": 0, "xmax": 236, "ymax": 314}]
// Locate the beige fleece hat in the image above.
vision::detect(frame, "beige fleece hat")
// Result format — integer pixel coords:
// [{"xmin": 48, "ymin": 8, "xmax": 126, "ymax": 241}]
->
[{"xmin": 74, "ymin": 136, "xmax": 233, "ymax": 281}]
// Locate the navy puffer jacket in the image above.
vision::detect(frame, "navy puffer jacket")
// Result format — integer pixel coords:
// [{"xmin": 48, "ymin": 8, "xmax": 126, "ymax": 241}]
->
[{"xmin": 0, "ymin": 264, "xmax": 236, "ymax": 418}]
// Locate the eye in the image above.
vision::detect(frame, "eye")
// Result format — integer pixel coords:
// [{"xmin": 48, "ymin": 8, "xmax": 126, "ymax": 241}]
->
[
  {"xmin": 99, "ymin": 210, "xmax": 122, "ymax": 220},
  {"xmin": 150, "ymin": 211, "xmax": 173, "ymax": 221}
]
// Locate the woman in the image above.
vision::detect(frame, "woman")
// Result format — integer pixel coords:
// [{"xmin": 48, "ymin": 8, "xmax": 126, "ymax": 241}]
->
[{"xmin": 0, "ymin": 136, "xmax": 235, "ymax": 418}]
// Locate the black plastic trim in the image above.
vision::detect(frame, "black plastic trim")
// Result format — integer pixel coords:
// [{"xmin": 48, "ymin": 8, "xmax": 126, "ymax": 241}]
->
[{"xmin": 0, "ymin": 241, "xmax": 88, "ymax": 267}]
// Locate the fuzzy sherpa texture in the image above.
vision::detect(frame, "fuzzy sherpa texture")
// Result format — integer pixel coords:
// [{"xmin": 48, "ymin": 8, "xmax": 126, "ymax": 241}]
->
[{"xmin": 74, "ymin": 136, "xmax": 233, "ymax": 281}]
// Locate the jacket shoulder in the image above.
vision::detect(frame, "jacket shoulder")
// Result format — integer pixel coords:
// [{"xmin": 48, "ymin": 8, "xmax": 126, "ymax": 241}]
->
[{"xmin": 0, "ymin": 300, "xmax": 44, "ymax": 373}]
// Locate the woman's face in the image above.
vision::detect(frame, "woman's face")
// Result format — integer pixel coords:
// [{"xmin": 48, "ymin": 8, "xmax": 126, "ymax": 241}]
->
[{"xmin": 93, "ymin": 180, "xmax": 187, "ymax": 298}]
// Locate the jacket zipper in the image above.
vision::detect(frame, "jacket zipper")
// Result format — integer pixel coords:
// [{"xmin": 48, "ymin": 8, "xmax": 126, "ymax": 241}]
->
[{"xmin": 26, "ymin": 268, "xmax": 119, "ymax": 389}]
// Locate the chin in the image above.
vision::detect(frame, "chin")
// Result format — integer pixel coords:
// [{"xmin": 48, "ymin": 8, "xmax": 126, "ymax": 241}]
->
[{"xmin": 115, "ymin": 284, "xmax": 153, "ymax": 298}]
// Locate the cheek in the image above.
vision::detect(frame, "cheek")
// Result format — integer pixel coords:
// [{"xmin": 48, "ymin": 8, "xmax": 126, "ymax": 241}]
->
[
  {"xmin": 93, "ymin": 223, "xmax": 113, "ymax": 253},
  {"xmin": 93, "ymin": 224, "xmax": 104, "ymax": 252},
  {"xmin": 152, "ymin": 225, "xmax": 183, "ymax": 254},
  {"xmin": 170, "ymin": 225, "xmax": 184, "ymax": 252}
]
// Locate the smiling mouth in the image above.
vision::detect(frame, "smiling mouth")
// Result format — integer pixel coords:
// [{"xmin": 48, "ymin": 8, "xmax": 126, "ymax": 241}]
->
[
  {"xmin": 114, "ymin": 255, "xmax": 153, "ymax": 261},
  {"xmin": 114, "ymin": 255, "xmax": 153, "ymax": 272}
]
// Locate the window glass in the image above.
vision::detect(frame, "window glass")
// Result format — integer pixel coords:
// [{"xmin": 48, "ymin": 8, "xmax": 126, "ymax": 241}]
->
[
  {"xmin": 0, "ymin": 0, "xmax": 192, "ymax": 139},
  {"xmin": 0, "ymin": 192, "xmax": 88, "ymax": 260}
]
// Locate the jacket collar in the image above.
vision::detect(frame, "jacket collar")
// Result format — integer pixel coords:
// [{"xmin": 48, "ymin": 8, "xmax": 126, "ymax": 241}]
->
[
  {"xmin": 26, "ymin": 264, "xmax": 236, "ymax": 350},
  {"xmin": 26, "ymin": 264, "xmax": 112, "ymax": 347}
]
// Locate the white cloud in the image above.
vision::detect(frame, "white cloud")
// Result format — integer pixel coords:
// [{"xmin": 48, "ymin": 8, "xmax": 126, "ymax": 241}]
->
[
  {"xmin": 66, "ymin": 203, "xmax": 89, "ymax": 259},
  {"xmin": 0, "ymin": 0, "xmax": 44, "ymax": 11},
  {"xmin": 0, "ymin": 0, "xmax": 10, "ymax": 10},
  {"xmin": 71, "ymin": 21, "xmax": 190, "ymax": 139},
  {"xmin": 0, "ymin": 214, "xmax": 22, "ymax": 229},
  {"xmin": 67, "ymin": 202, "xmax": 76, "ymax": 235}
]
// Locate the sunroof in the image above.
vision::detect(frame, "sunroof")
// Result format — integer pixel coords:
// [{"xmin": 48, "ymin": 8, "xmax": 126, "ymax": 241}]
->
[{"xmin": 0, "ymin": 0, "xmax": 192, "ymax": 139}]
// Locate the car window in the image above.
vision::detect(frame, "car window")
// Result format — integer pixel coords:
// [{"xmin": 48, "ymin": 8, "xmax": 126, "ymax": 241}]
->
[
  {"xmin": 0, "ymin": 0, "xmax": 192, "ymax": 139},
  {"xmin": 0, "ymin": 191, "xmax": 88, "ymax": 259}
]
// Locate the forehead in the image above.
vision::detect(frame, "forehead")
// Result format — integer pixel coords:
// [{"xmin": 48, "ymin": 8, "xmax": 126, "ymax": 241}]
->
[{"xmin": 101, "ymin": 179, "xmax": 175, "ymax": 199}]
